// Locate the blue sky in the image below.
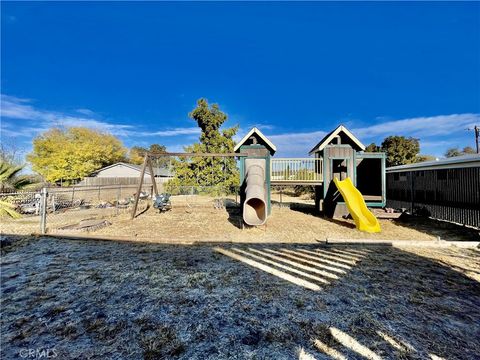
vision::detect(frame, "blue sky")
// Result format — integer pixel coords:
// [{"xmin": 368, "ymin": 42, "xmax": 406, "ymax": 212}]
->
[{"xmin": 1, "ymin": 2, "xmax": 479, "ymax": 162}]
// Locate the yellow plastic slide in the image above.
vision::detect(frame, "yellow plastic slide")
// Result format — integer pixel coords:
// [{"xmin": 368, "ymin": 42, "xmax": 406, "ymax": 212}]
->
[{"xmin": 333, "ymin": 177, "xmax": 381, "ymax": 233}]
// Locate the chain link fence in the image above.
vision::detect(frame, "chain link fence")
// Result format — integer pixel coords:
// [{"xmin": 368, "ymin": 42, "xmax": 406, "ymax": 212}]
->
[
  {"xmin": 1, "ymin": 184, "xmax": 239, "ymax": 236},
  {"xmin": 1, "ymin": 191, "xmax": 43, "ymax": 235},
  {"xmin": 158, "ymin": 185, "xmax": 239, "ymax": 210}
]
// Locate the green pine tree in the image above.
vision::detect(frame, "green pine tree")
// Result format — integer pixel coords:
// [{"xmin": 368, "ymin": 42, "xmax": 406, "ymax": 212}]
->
[
  {"xmin": 381, "ymin": 136, "xmax": 420, "ymax": 167},
  {"xmin": 166, "ymin": 99, "xmax": 239, "ymax": 194}
]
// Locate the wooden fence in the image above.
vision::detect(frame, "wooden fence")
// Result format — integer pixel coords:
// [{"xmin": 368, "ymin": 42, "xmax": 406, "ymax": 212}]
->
[{"xmin": 78, "ymin": 177, "xmax": 171, "ymax": 187}]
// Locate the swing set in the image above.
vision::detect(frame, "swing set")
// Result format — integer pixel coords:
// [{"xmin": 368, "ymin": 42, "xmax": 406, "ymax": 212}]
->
[{"xmin": 131, "ymin": 151, "xmax": 247, "ymax": 219}]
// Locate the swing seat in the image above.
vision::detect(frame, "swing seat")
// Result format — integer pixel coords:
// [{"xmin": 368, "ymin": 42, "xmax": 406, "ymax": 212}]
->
[{"xmin": 153, "ymin": 193, "xmax": 172, "ymax": 212}]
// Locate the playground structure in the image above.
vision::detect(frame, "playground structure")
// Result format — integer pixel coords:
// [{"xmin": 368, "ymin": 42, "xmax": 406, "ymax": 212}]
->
[
  {"xmin": 306, "ymin": 125, "xmax": 386, "ymax": 217},
  {"xmin": 234, "ymin": 126, "xmax": 385, "ymax": 230},
  {"xmin": 132, "ymin": 126, "xmax": 386, "ymax": 232},
  {"xmin": 242, "ymin": 158, "xmax": 268, "ymax": 225},
  {"xmin": 234, "ymin": 128, "xmax": 277, "ymax": 226},
  {"xmin": 334, "ymin": 177, "xmax": 381, "ymax": 233}
]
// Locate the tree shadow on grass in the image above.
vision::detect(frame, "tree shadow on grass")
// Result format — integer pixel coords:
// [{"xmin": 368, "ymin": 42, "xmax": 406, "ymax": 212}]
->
[
  {"xmin": 391, "ymin": 213, "xmax": 480, "ymax": 242},
  {"xmin": 287, "ymin": 202, "xmax": 357, "ymax": 230},
  {"xmin": 1, "ymin": 234, "xmax": 479, "ymax": 359}
]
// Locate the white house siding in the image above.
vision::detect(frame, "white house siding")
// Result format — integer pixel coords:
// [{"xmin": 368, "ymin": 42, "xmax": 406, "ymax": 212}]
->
[
  {"xmin": 95, "ymin": 164, "xmax": 145, "ymax": 178},
  {"xmin": 77, "ymin": 163, "xmax": 173, "ymax": 187}
]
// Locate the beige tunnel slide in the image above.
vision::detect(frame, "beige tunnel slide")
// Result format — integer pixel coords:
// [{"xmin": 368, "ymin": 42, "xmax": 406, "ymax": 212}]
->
[{"xmin": 243, "ymin": 158, "xmax": 267, "ymax": 226}]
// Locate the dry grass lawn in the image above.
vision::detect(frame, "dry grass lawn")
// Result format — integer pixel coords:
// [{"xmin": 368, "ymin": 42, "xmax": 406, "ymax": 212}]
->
[{"xmin": 1, "ymin": 236, "xmax": 479, "ymax": 359}]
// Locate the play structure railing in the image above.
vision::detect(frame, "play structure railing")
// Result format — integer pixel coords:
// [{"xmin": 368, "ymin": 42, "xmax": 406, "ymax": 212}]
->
[{"xmin": 270, "ymin": 158, "xmax": 323, "ymax": 183}]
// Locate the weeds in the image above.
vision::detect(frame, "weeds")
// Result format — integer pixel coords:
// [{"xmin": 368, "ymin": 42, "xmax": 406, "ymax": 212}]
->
[{"xmin": 139, "ymin": 325, "xmax": 185, "ymax": 359}]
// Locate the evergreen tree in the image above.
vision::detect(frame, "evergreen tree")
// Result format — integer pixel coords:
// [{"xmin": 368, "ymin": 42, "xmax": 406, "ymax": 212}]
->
[
  {"xmin": 129, "ymin": 144, "xmax": 168, "ymax": 167},
  {"xmin": 445, "ymin": 147, "xmax": 463, "ymax": 158},
  {"xmin": 445, "ymin": 146, "xmax": 476, "ymax": 157},
  {"xmin": 381, "ymin": 136, "xmax": 420, "ymax": 167},
  {"xmin": 416, "ymin": 154, "xmax": 436, "ymax": 162},
  {"xmin": 166, "ymin": 99, "xmax": 239, "ymax": 193},
  {"xmin": 365, "ymin": 143, "xmax": 380, "ymax": 152},
  {"xmin": 462, "ymin": 146, "xmax": 476, "ymax": 155}
]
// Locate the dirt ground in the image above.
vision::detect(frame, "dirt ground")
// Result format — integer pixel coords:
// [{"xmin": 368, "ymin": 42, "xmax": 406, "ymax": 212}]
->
[
  {"xmin": 92, "ymin": 201, "xmax": 478, "ymax": 243},
  {"xmin": 1, "ymin": 236, "xmax": 479, "ymax": 359},
  {"xmin": 2, "ymin": 194, "xmax": 478, "ymax": 243}
]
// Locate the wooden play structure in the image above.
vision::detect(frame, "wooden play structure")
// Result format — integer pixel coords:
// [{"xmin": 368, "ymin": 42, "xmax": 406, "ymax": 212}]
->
[
  {"xmin": 132, "ymin": 125, "xmax": 386, "ymax": 232},
  {"xmin": 308, "ymin": 125, "xmax": 386, "ymax": 217},
  {"xmin": 234, "ymin": 128, "xmax": 277, "ymax": 225},
  {"xmin": 234, "ymin": 126, "xmax": 386, "ymax": 222}
]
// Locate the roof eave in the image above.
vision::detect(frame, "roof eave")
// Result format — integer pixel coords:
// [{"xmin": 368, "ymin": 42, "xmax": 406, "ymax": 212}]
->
[
  {"xmin": 234, "ymin": 127, "xmax": 277, "ymax": 154},
  {"xmin": 309, "ymin": 125, "xmax": 366, "ymax": 154}
]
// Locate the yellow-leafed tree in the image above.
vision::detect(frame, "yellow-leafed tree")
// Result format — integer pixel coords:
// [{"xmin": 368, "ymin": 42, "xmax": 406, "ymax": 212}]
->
[{"xmin": 27, "ymin": 127, "xmax": 127, "ymax": 184}]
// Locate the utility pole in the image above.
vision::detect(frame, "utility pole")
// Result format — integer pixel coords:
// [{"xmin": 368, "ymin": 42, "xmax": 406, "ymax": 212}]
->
[
  {"xmin": 468, "ymin": 125, "xmax": 480, "ymax": 154},
  {"xmin": 476, "ymin": 126, "xmax": 480, "ymax": 154}
]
